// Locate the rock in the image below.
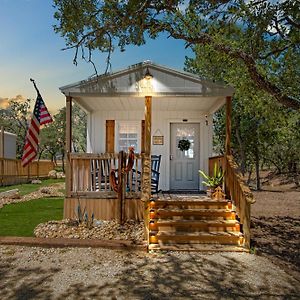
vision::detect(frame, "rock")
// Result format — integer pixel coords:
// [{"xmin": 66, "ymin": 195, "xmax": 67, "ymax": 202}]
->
[
  {"xmin": 48, "ymin": 170, "xmax": 57, "ymax": 179},
  {"xmin": 56, "ymin": 172, "xmax": 65, "ymax": 179},
  {"xmin": 40, "ymin": 187, "xmax": 52, "ymax": 194},
  {"xmin": 0, "ymin": 189, "xmax": 20, "ymax": 199},
  {"xmin": 31, "ymin": 179, "xmax": 42, "ymax": 184}
]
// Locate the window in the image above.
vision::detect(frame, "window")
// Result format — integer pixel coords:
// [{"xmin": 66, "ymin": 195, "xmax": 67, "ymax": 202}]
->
[{"xmin": 116, "ymin": 121, "xmax": 140, "ymax": 152}]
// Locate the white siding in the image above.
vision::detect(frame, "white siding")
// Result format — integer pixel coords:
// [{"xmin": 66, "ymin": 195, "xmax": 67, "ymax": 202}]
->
[
  {"xmin": 0, "ymin": 132, "xmax": 17, "ymax": 159},
  {"xmin": 90, "ymin": 110, "xmax": 212, "ymax": 191}
]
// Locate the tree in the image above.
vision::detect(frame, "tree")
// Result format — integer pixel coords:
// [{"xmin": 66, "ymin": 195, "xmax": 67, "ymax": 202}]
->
[
  {"xmin": 53, "ymin": 0, "xmax": 300, "ymax": 109},
  {"xmin": 0, "ymin": 98, "xmax": 31, "ymax": 158},
  {"xmin": 184, "ymin": 35, "xmax": 299, "ymax": 189},
  {"xmin": 39, "ymin": 103, "xmax": 87, "ymax": 171}
]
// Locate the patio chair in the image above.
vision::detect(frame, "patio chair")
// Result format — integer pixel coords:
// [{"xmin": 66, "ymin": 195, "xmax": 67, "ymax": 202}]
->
[{"xmin": 131, "ymin": 155, "xmax": 161, "ymax": 194}]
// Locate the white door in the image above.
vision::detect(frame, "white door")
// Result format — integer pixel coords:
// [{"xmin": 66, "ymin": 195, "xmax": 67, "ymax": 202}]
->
[{"xmin": 170, "ymin": 123, "xmax": 200, "ymax": 190}]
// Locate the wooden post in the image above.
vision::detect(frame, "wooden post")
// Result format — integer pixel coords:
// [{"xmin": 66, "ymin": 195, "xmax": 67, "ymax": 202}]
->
[
  {"xmin": 0, "ymin": 127, "xmax": 4, "ymax": 186},
  {"xmin": 225, "ymin": 96, "xmax": 232, "ymax": 156},
  {"xmin": 118, "ymin": 151, "xmax": 126, "ymax": 224},
  {"xmin": 66, "ymin": 96, "xmax": 72, "ymax": 198},
  {"xmin": 142, "ymin": 96, "xmax": 152, "ymax": 244}
]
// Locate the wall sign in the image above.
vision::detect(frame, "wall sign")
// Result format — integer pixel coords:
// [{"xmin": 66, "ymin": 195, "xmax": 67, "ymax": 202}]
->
[{"xmin": 153, "ymin": 136, "xmax": 164, "ymax": 145}]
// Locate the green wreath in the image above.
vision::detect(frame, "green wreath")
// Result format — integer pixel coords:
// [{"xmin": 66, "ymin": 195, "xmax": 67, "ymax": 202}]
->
[{"xmin": 178, "ymin": 139, "xmax": 191, "ymax": 151}]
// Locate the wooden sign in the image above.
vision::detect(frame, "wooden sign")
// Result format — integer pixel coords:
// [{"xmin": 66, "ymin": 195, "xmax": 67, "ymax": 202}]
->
[{"xmin": 153, "ymin": 136, "xmax": 164, "ymax": 145}]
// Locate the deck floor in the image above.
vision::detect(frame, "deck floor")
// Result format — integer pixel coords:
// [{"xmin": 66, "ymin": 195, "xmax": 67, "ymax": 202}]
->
[{"xmin": 155, "ymin": 192, "xmax": 212, "ymax": 201}]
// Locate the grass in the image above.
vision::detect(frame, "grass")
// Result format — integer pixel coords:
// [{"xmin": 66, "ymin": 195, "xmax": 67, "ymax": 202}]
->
[
  {"xmin": 0, "ymin": 197, "xmax": 64, "ymax": 236},
  {"xmin": 0, "ymin": 178, "xmax": 65, "ymax": 196}
]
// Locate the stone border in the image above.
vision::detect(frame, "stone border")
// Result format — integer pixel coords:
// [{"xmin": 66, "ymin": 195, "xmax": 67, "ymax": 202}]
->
[{"xmin": 0, "ymin": 236, "xmax": 147, "ymax": 251}]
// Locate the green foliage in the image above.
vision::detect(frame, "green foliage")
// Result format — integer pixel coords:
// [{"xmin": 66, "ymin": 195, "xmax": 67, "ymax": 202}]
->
[
  {"xmin": 0, "ymin": 98, "xmax": 31, "ymax": 158},
  {"xmin": 185, "ymin": 25, "xmax": 300, "ymax": 176},
  {"xmin": 39, "ymin": 103, "xmax": 87, "ymax": 168},
  {"xmin": 199, "ymin": 163, "xmax": 224, "ymax": 189},
  {"xmin": 53, "ymin": 0, "xmax": 300, "ymax": 108},
  {"xmin": 75, "ymin": 198, "xmax": 94, "ymax": 228},
  {"xmin": 0, "ymin": 197, "xmax": 63, "ymax": 236},
  {"xmin": 178, "ymin": 139, "xmax": 191, "ymax": 151}
]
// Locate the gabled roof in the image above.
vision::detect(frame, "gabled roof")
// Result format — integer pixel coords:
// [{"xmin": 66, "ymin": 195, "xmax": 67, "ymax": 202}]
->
[{"xmin": 59, "ymin": 61, "xmax": 234, "ymax": 98}]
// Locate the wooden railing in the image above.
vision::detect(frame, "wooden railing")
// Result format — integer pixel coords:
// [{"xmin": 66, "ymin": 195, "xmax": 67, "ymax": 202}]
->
[
  {"xmin": 224, "ymin": 155, "xmax": 255, "ymax": 249},
  {"xmin": 69, "ymin": 152, "xmax": 144, "ymax": 198},
  {"xmin": 0, "ymin": 158, "xmax": 55, "ymax": 186},
  {"xmin": 209, "ymin": 155, "xmax": 255, "ymax": 249},
  {"xmin": 208, "ymin": 155, "xmax": 225, "ymax": 177}
]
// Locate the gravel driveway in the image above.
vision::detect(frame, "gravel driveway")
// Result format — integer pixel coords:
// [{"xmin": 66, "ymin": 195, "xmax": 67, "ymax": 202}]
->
[{"xmin": 0, "ymin": 246, "xmax": 299, "ymax": 300}]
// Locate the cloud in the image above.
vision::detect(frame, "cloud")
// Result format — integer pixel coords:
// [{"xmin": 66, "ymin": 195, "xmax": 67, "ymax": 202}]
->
[
  {"xmin": 0, "ymin": 95, "xmax": 27, "ymax": 109},
  {"xmin": 0, "ymin": 97, "xmax": 9, "ymax": 109}
]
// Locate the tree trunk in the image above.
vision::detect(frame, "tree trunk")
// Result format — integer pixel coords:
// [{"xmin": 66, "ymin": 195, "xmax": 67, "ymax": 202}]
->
[
  {"xmin": 235, "ymin": 126, "xmax": 246, "ymax": 175},
  {"xmin": 61, "ymin": 151, "xmax": 65, "ymax": 173},
  {"xmin": 255, "ymin": 145, "xmax": 261, "ymax": 190},
  {"xmin": 247, "ymin": 166, "xmax": 253, "ymax": 185}
]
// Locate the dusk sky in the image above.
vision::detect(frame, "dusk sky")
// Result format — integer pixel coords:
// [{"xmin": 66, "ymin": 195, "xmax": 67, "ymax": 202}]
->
[{"xmin": 0, "ymin": 0, "xmax": 192, "ymax": 113}]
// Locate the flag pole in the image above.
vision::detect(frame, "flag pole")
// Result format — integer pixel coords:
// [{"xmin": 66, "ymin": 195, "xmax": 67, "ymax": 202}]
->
[{"xmin": 30, "ymin": 78, "xmax": 41, "ymax": 96}]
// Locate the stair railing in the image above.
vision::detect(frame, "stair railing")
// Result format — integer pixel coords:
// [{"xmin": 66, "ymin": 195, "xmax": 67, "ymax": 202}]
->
[{"xmin": 224, "ymin": 155, "xmax": 255, "ymax": 249}]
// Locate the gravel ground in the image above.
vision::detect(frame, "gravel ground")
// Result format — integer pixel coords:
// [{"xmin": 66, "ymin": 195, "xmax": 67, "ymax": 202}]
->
[
  {"xmin": 251, "ymin": 182, "xmax": 300, "ymax": 279},
  {"xmin": 0, "ymin": 177, "xmax": 299, "ymax": 299},
  {"xmin": 0, "ymin": 245, "xmax": 299, "ymax": 300}
]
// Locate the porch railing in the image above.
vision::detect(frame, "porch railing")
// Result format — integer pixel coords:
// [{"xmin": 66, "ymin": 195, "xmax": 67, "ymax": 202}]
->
[
  {"xmin": 69, "ymin": 152, "xmax": 144, "ymax": 198},
  {"xmin": 209, "ymin": 155, "xmax": 255, "ymax": 249}
]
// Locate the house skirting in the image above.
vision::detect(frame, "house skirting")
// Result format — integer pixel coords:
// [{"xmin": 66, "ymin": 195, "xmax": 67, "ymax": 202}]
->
[{"xmin": 64, "ymin": 197, "xmax": 144, "ymax": 221}]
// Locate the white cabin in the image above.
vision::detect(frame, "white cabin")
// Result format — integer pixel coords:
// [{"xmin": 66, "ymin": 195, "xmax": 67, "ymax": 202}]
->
[{"xmin": 60, "ymin": 61, "xmax": 233, "ymax": 193}]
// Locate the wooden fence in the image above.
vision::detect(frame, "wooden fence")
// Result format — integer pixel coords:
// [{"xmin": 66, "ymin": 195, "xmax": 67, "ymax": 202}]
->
[{"xmin": 0, "ymin": 159, "xmax": 55, "ymax": 186}]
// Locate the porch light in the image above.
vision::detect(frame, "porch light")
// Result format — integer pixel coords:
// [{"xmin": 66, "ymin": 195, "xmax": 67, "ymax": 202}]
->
[{"xmin": 144, "ymin": 67, "xmax": 153, "ymax": 80}]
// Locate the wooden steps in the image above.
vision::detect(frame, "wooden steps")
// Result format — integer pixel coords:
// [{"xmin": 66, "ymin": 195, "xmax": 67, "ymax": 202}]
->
[
  {"xmin": 148, "ymin": 243, "xmax": 248, "ymax": 252},
  {"xmin": 148, "ymin": 197, "xmax": 245, "ymax": 251}
]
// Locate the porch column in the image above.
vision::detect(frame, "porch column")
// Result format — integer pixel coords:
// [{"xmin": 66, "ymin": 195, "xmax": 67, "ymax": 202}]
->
[
  {"xmin": 225, "ymin": 96, "xmax": 232, "ymax": 156},
  {"xmin": 142, "ymin": 96, "xmax": 152, "ymax": 200},
  {"xmin": 142, "ymin": 96, "xmax": 152, "ymax": 242},
  {"xmin": 66, "ymin": 96, "xmax": 72, "ymax": 198}
]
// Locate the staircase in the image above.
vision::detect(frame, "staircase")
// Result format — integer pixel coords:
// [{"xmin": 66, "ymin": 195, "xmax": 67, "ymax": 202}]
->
[{"xmin": 148, "ymin": 195, "xmax": 247, "ymax": 252}]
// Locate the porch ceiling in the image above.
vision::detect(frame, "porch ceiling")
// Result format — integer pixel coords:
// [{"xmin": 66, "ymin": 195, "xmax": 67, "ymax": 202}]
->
[{"xmin": 74, "ymin": 96, "xmax": 225, "ymax": 114}]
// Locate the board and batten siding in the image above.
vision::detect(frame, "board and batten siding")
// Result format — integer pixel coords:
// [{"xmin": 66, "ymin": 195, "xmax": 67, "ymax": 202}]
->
[{"xmin": 86, "ymin": 109, "xmax": 213, "ymax": 191}]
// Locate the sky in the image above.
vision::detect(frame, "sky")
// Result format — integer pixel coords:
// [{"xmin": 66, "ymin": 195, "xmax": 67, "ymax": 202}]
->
[{"xmin": 0, "ymin": 0, "xmax": 192, "ymax": 113}]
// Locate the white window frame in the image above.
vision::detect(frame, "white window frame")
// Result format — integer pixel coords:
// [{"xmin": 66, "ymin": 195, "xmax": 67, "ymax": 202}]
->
[{"xmin": 115, "ymin": 121, "xmax": 141, "ymax": 153}]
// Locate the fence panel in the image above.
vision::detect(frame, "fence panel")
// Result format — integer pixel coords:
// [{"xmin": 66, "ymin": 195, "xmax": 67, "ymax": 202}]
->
[{"xmin": 0, "ymin": 159, "xmax": 55, "ymax": 186}]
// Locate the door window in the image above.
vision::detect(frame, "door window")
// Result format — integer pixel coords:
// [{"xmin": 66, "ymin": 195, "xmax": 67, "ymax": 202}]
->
[{"xmin": 176, "ymin": 126, "xmax": 196, "ymax": 159}]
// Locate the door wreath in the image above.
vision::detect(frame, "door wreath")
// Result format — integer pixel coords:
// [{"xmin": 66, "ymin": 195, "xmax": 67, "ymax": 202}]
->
[{"xmin": 178, "ymin": 139, "xmax": 191, "ymax": 151}]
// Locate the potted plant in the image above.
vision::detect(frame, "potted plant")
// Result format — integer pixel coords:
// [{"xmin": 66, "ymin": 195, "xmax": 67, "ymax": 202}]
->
[{"xmin": 199, "ymin": 163, "xmax": 224, "ymax": 197}]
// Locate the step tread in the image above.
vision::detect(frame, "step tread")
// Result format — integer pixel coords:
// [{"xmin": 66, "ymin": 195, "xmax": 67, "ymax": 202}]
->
[
  {"xmin": 156, "ymin": 219, "xmax": 238, "ymax": 225},
  {"xmin": 157, "ymin": 208, "xmax": 232, "ymax": 212},
  {"xmin": 156, "ymin": 231, "xmax": 242, "ymax": 237},
  {"xmin": 148, "ymin": 243, "xmax": 247, "ymax": 252},
  {"xmin": 154, "ymin": 199, "xmax": 229, "ymax": 204}
]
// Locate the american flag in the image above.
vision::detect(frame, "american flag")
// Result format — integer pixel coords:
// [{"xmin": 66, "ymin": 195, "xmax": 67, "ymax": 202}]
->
[{"xmin": 22, "ymin": 93, "xmax": 53, "ymax": 167}]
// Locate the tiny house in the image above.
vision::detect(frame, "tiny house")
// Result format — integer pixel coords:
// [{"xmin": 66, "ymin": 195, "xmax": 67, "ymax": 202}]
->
[
  {"xmin": 60, "ymin": 62, "xmax": 234, "ymax": 218},
  {"xmin": 60, "ymin": 62, "xmax": 255, "ymax": 250}
]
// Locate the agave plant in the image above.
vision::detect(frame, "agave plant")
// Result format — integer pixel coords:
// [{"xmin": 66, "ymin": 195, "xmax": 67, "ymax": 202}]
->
[{"xmin": 199, "ymin": 163, "xmax": 224, "ymax": 189}]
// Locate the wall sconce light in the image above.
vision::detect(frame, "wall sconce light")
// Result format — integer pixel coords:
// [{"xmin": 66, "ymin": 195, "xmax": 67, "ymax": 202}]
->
[
  {"xmin": 205, "ymin": 115, "xmax": 208, "ymax": 126},
  {"xmin": 144, "ymin": 67, "xmax": 153, "ymax": 80}
]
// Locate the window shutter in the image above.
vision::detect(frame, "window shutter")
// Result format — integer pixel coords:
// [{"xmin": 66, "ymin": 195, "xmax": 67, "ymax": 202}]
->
[
  {"xmin": 141, "ymin": 120, "xmax": 145, "ymax": 153},
  {"xmin": 106, "ymin": 120, "xmax": 115, "ymax": 153}
]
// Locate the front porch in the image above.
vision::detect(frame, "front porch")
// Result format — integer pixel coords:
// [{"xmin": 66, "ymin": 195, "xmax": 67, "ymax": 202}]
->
[{"xmin": 61, "ymin": 62, "xmax": 255, "ymax": 250}]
